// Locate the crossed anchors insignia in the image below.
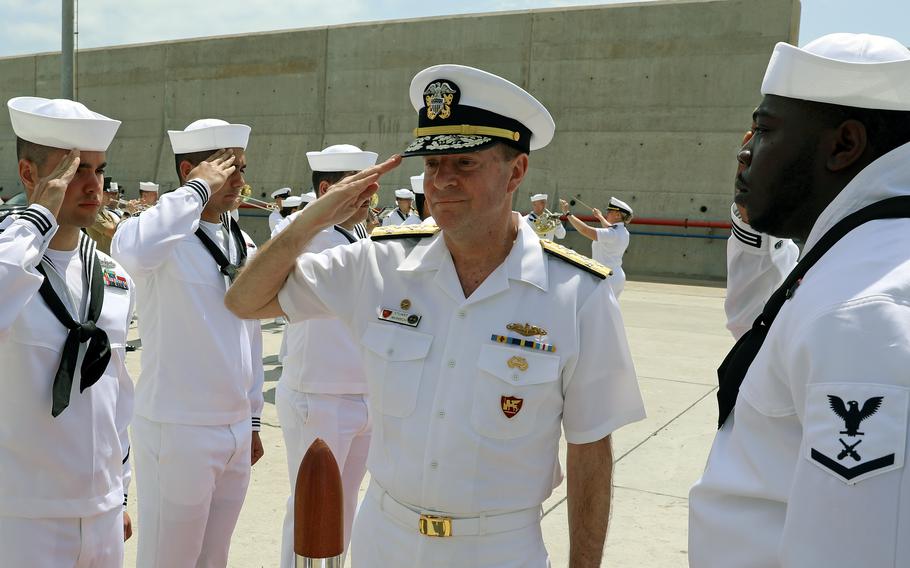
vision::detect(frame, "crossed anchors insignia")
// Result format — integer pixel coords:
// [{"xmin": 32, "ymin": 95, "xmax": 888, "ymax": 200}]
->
[{"xmin": 424, "ymin": 81, "xmax": 456, "ymax": 120}]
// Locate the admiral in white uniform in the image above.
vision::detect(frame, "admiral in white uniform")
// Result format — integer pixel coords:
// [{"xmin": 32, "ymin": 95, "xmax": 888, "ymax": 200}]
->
[
  {"xmin": 111, "ymin": 119, "xmax": 265, "ymax": 568},
  {"xmin": 227, "ymin": 64, "xmax": 645, "ymax": 567},
  {"xmin": 690, "ymin": 34, "xmax": 910, "ymax": 567},
  {"xmin": 523, "ymin": 193, "xmax": 566, "ymax": 241},
  {"xmin": 381, "ymin": 187, "xmax": 421, "ymax": 226},
  {"xmin": 0, "ymin": 97, "xmax": 133, "ymax": 567},
  {"xmin": 562, "ymin": 197, "xmax": 633, "ymax": 298},
  {"xmin": 269, "ymin": 187, "xmax": 291, "ymax": 232},
  {"xmin": 273, "ymin": 144, "xmax": 377, "ymax": 566}
]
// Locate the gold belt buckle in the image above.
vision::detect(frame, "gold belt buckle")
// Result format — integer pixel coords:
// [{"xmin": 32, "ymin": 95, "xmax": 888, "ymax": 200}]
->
[{"xmin": 418, "ymin": 514, "xmax": 453, "ymax": 537}]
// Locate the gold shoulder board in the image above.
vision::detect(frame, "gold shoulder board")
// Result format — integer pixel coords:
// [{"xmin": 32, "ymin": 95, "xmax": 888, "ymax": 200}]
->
[
  {"xmin": 540, "ymin": 240, "xmax": 612, "ymax": 280},
  {"xmin": 370, "ymin": 223, "xmax": 441, "ymax": 241}
]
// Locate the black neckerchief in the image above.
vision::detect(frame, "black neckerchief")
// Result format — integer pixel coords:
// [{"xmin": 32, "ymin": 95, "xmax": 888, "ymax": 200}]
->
[
  {"xmin": 334, "ymin": 225, "xmax": 358, "ymax": 244},
  {"xmin": 194, "ymin": 215, "xmax": 248, "ymax": 283},
  {"xmin": 34, "ymin": 233, "xmax": 111, "ymax": 417},
  {"xmin": 717, "ymin": 196, "xmax": 910, "ymax": 428}
]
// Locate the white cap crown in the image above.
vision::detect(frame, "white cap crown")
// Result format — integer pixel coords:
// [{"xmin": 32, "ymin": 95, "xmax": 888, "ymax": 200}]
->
[
  {"xmin": 168, "ymin": 118, "xmax": 251, "ymax": 154},
  {"xmin": 8, "ymin": 97, "xmax": 121, "ymax": 152},
  {"xmin": 306, "ymin": 144, "xmax": 378, "ymax": 172}
]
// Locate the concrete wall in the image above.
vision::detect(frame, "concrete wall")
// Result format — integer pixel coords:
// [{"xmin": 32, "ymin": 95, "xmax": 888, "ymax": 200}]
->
[{"xmin": 0, "ymin": 0, "xmax": 799, "ymax": 279}]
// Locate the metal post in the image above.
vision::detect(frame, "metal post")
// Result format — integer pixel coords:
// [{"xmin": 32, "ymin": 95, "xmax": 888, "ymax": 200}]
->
[{"xmin": 61, "ymin": 0, "xmax": 74, "ymax": 99}]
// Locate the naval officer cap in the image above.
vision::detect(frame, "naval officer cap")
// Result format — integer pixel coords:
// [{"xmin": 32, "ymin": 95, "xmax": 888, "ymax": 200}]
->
[
  {"xmin": 762, "ymin": 33, "xmax": 910, "ymax": 111},
  {"xmin": 608, "ymin": 197, "xmax": 633, "ymax": 216},
  {"xmin": 271, "ymin": 187, "xmax": 292, "ymax": 199},
  {"xmin": 403, "ymin": 64, "xmax": 555, "ymax": 157},
  {"xmin": 306, "ymin": 144, "xmax": 378, "ymax": 172},
  {"xmin": 530, "ymin": 193, "xmax": 548, "ymax": 202},
  {"xmin": 168, "ymin": 118, "xmax": 251, "ymax": 154},
  {"xmin": 410, "ymin": 173, "xmax": 425, "ymax": 194},
  {"xmin": 395, "ymin": 188, "xmax": 415, "ymax": 200},
  {"xmin": 8, "ymin": 96, "xmax": 121, "ymax": 152},
  {"xmin": 283, "ymin": 195, "xmax": 303, "ymax": 208},
  {"xmin": 139, "ymin": 181, "xmax": 159, "ymax": 194}
]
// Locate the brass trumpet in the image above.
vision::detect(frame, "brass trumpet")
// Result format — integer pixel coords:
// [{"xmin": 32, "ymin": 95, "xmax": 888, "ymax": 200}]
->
[{"xmin": 239, "ymin": 185, "xmax": 277, "ymax": 211}]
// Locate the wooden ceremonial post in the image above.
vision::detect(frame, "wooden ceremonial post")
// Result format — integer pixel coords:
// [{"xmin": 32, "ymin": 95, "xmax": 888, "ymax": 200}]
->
[{"xmin": 294, "ymin": 439, "xmax": 344, "ymax": 568}]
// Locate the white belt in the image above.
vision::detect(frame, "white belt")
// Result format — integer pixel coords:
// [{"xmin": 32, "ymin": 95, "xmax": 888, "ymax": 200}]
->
[{"xmin": 367, "ymin": 481, "xmax": 542, "ymax": 538}]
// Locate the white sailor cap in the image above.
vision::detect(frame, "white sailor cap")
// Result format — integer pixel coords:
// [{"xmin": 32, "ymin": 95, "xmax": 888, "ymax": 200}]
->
[
  {"xmin": 283, "ymin": 196, "xmax": 303, "ymax": 208},
  {"xmin": 8, "ymin": 96, "xmax": 121, "ymax": 152},
  {"xmin": 395, "ymin": 188, "xmax": 415, "ymax": 200},
  {"xmin": 271, "ymin": 187, "xmax": 292, "ymax": 199},
  {"xmin": 167, "ymin": 118, "xmax": 251, "ymax": 154},
  {"xmin": 109, "ymin": 182, "xmax": 120, "ymax": 192},
  {"xmin": 410, "ymin": 173, "xmax": 425, "ymax": 194},
  {"xmin": 139, "ymin": 181, "xmax": 159, "ymax": 194},
  {"xmin": 608, "ymin": 197, "xmax": 633, "ymax": 216},
  {"xmin": 403, "ymin": 64, "xmax": 555, "ymax": 157},
  {"xmin": 762, "ymin": 33, "xmax": 910, "ymax": 111},
  {"xmin": 302, "ymin": 191, "xmax": 317, "ymax": 203},
  {"xmin": 530, "ymin": 193, "xmax": 548, "ymax": 202},
  {"xmin": 306, "ymin": 144, "xmax": 378, "ymax": 172}
]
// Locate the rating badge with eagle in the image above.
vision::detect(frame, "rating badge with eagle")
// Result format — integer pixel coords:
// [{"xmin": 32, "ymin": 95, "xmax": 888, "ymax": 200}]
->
[{"xmin": 805, "ymin": 383, "xmax": 908, "ymax": 484}]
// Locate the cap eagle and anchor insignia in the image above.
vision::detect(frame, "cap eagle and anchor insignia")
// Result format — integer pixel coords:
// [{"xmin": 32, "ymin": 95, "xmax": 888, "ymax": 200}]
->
[{"xmin": 806, "ymin": 385, "xmax": 907, "ymax": 485}]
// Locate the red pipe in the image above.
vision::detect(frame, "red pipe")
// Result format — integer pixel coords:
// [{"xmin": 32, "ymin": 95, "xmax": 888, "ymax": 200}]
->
[{"xmin": 566, "ymin": 214, "xmax": 731, "ymax": 230}]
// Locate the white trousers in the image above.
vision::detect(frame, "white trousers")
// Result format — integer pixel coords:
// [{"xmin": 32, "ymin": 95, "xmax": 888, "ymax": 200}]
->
[
  {"xmin": 275, "ymin": 384, "xmax": 371, "ymax": 568},
  {"xmin": 132, "ymin": 416, "xmax": 252, "ymax": 568},
  {"xmin": 0, "ymin": 507, "xmax": 123, "ymax": 568},
  {"xmin": 611, "ymin": 267, "xmax": 626, "ymax": 298},
  {"xmin": 350, "ymin": 484, "xmax": 550, "ymax": 568}
]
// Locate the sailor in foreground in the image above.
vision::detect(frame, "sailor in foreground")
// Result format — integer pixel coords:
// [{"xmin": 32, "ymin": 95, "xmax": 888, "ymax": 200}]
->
[
  {"xmin": 111, "ymin": 119, "xmax": 265, "ymax": 568},
  {"xmin": 561, "ymin": 197, "xmax": 632, "ymax": 298},
  {"xmin": 269, "ymin": 187, "xmax": 292, "ymax": 232},
  {"xmin": 0, "ymin": 97, "xmax": 134, "ymax": 567},
  {"xmin": 226, "ymin": 64, "xmax": 645, "ymax": 567},
  {"xmin": 524, "ymin": 193, "xmax": 566, "ymax": 240},
  {"xmin": 689, "ymin": 33, "xmax": 910, "ymax": 567},
  {"xmin": 381, "ymin": 187, "xmax": 420, "ymax": 226},
  {"xmin": 273, "ymin": 143, "xmax": 376, "ymax": 567}
]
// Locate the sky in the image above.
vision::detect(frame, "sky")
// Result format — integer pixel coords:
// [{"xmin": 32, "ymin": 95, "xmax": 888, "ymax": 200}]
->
[{"xmin": 0, "ymin": 0, "xmax": 907, "ymax": 59}]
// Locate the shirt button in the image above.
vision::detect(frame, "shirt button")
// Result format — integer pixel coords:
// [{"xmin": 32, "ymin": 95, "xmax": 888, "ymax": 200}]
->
[
  {"xmin": 437, "ymin": 410, "xmax": 446, "ymax": 419},
  {"xmin": 457, "ymin": 310, "xmax": 466, "ymax": 318},
  {"xmin": 447, "ymin": 359, "xmax": 456, "ymax": 368},
  {"xmin": 430, "ymin": 461, "xmax": 439, "ymax": 469},
  {"xmin": 512, "ymin": 373, "xmax": 519, "ymax": 381}
]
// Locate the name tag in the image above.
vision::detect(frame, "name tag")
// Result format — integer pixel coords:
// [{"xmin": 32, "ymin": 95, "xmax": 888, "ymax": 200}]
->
[{"xmin": 378, "ymin": 307, "xmax": 421, "ymax": 327}]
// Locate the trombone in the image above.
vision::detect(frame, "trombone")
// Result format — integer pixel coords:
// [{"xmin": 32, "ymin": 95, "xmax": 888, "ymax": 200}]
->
[{"xmin": 239, "ymin": 185, "xmax": 277, "ymax": 211}]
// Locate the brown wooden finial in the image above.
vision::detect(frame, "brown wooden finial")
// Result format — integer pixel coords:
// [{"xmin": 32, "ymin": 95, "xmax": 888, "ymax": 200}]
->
[{"xmin": 294, "ymin": 438, "xmax": 344, "ymax": 558}]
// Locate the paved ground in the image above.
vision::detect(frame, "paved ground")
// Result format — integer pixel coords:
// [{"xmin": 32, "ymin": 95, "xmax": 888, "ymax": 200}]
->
[{"xmin": 122, "ymin": 279, "xmax": 733, "ymax": 567}]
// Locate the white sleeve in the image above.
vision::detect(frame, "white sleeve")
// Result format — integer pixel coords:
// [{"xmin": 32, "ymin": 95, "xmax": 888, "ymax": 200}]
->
[
  {"xmin": 562, "ymin": 279, "xmax": 646, "ymax": 443},
  {"xmin": 247, "ymin": 319, "xmax": 265, "ymax": 431},
  {"xmin": 775, "ymin": 300, "xmax": 910, "ymax": 567},
  {"xmin": 116, "ymin": 273, "xmax": 136, "ymax": 507},
  {"xmin": 111, "ymin": 180, "xmax": 211, "ymax": 274},
  {"xmin": 554, "ymin": 222, "xmax": 566, "ymax": 240},
  {"xmin": 277, "ymin": 239, "xmax": 375, "ymax": 328},
  {"xmin": 725, "ymin": 204, "xmax": 798, "ymax": 340},
  {"xmin": 0, "ymin": 205, "xmax": 58, "ymax": 337}
]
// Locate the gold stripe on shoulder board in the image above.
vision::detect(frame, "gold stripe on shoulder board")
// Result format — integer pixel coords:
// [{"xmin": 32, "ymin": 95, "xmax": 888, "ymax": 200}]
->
[
  {"xmin": 539, "ymin": 240, "xmax": 612, "ymax": 280},
  {"xmin": 370, "ymin": 223, "xmax": 441, "ymax": 241}
]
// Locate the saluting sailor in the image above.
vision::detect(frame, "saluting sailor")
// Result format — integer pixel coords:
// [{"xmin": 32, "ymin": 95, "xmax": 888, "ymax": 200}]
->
[
  {"xmin": 523, "ymin": 193, "xmax": 566, "ymax": 241},
  {"xmin": 381, "ymin": 187, "xmax": 421, "ymax": 226},
  {"xmin": 138, "ymin": 181, "xmax": 159, "ymax": 207},
  {"xmin": 227, "ymin": 64, "xmax": 645, "ymax": 567},
  {"xmin": 0, "ymin": 97, "xmax": 134, "ymax": 566},
  {"xmin": 272, "ymin": 143, "xmax": 377, "ymax": 567},
  {"xmin": 269, "ymin": 187, "xmax": 292, "ymax": 232},
  {"xmin": 690, "ymin": 33, "xmax": 910, "ymax": 567},
  {"xmin": 111, "ymin": 119, "xmax": 265, "ymax": 568}
]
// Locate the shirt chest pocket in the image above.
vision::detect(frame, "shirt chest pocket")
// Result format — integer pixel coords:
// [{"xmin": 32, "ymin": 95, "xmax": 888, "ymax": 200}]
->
[
  {"xmin": 471, "ymin": 344, "xmax": 561, "ymax": 440},
  {"xmin": 360, "ymin": 322, "xmax": 433, "ymax": 418}
]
